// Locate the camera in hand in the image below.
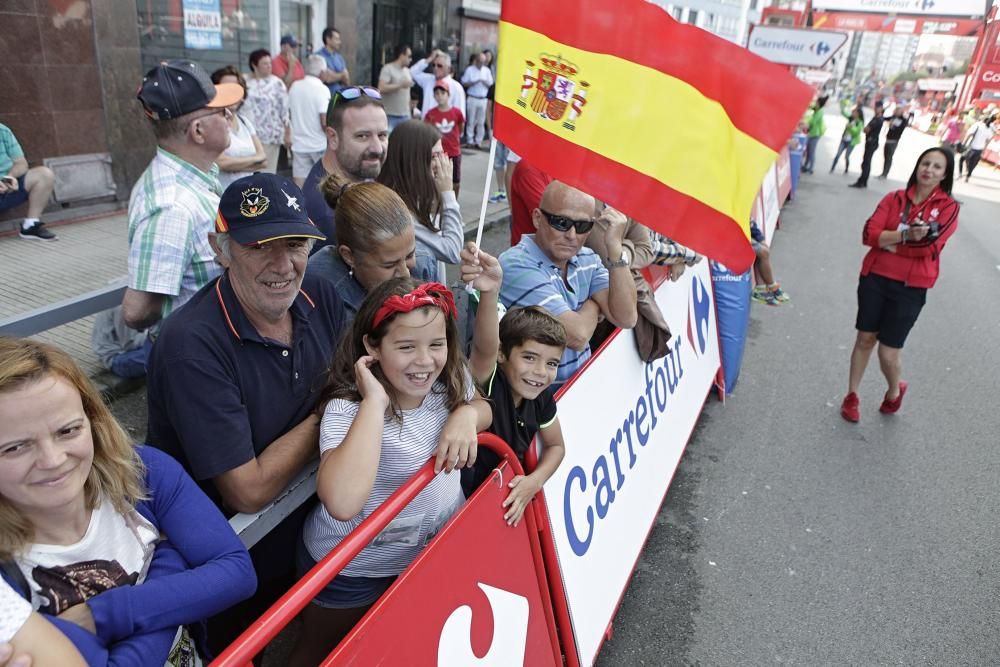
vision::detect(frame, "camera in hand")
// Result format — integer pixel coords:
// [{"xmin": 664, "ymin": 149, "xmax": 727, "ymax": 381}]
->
[{"xmin": 927, "ymin": 222, "xmax": 940, "ymax": 240}]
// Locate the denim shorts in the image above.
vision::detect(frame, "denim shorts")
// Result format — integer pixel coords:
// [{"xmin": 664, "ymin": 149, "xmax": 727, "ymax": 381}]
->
[
  {"xmin": 0, "ymin": 174, "xmax": 28, "ymax": 211},
  {"xmin": 296, "ymin": 537, "xmax": 397, "ymax": 609}
]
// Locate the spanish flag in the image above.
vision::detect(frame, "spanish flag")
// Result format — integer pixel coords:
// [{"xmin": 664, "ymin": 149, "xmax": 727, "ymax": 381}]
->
[{"xmin": 495, "ymin": 0, "xmax": 813, "ymax": 271}]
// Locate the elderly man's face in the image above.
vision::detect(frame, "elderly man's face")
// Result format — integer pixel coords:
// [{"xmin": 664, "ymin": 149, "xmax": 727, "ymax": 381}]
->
[
  {"xmin": 532, "ymin": 190, "xmax": 595, "ymax": 266},
  {"xmin": 219, "ymin": 237, "xmax": 310, "ymax": 323},
  {"xmin": 331, "ymin": 105, "xmax": 389, "ymax": 181}
]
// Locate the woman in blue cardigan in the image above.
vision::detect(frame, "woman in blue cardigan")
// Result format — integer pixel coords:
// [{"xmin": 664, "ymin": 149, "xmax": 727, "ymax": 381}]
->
[{"xmin": 0, "ymin": 337, "xmax": 257, "ymax": 666}]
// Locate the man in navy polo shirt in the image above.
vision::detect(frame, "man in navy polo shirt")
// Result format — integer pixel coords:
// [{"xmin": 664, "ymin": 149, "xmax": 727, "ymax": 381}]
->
[{"xmin": 145, "ymin": 172, "xmax": 346, "ymax": 650}]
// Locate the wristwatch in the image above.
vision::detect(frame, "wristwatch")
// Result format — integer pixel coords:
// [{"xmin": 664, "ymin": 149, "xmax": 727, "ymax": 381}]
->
[{"xmin": 603, "ymin": 250, "xmax": 630, "ymax": 269}]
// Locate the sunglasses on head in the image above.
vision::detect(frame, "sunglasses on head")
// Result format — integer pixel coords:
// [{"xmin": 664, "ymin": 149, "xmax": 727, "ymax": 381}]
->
[
  {"xmin": 329, "ymin": 86, "xmax": 383, "ymax": 111},
  {"xmin": 540, "ymin": 209, "xmax": 595, "ymax": 234}
]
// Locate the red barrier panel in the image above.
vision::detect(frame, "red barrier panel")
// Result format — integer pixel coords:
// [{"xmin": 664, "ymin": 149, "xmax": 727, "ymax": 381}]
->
[{"xmin": 211, "ymin": 434, "xmax": 562, "ymax": 667}]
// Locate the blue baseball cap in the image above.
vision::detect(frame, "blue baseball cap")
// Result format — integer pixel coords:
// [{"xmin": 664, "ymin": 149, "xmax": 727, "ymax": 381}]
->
[
  {"xmin": 280, "ymin": 34, "xmax": 299, "ymax": 47},
  {"xmin": 137, "ymin": 60, "xmax": 243, "ymax": 121},
  {"xmin": 215, "ymin": 174, "xmax": 326, "ymax": 246}
]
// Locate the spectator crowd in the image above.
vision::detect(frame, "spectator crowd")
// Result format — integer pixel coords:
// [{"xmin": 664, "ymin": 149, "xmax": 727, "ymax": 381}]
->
[{"xmin": 0, "ymin": 34, "xmax": 706, "ymax": 665}]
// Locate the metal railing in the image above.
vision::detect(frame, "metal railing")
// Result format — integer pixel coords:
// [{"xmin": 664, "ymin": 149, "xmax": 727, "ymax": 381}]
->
[{"xmin": 0, "ymin": 277, "xmax": 127, "ymax": 337}]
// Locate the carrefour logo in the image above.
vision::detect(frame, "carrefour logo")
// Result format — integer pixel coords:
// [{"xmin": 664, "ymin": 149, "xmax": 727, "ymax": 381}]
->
[
  {"xmin": 687, "ymin": 275, "xmax": 711, "ymax": 357},
  {"xmin": 811, "ymin": 41, "xmax": 831, "ymax": 56}
]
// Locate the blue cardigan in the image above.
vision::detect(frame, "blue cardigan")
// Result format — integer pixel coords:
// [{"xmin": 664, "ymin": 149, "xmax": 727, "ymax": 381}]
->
[{"xmin": 1, "ymin": 446, "xmax": 257, "ymax": 666}]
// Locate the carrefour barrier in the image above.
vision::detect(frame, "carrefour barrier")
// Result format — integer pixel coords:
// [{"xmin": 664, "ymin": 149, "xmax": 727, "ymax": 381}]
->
[
  {"xmin": 539, "ymin": 260, "xmax": 721, "ymax": 666},
  {"xmin": 211, "ymin": 434, "xmax": 561, "ymax": 667}
]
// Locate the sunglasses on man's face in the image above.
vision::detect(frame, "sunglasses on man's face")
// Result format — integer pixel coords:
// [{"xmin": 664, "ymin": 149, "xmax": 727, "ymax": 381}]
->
[
  {"xmin": 540, "ymin": 209, "xmax": 595, "ymax": 234},
  {"xmin": 329, "ymin": 86, "xmax": 383, "ymax": 112}
]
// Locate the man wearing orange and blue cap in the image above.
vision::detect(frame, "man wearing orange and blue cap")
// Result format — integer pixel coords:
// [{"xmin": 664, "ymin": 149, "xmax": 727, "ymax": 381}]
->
[
  {"xmin": 122, "ymin": 59, "xmax": 244, "ymax": 331},
  {"xmin": 146, "ymin": 172, "xmax": 347, "ymax": 652}
]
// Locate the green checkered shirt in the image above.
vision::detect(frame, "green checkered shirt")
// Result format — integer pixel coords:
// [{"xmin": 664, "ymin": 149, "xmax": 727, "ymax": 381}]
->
[{"xmin": 127, "ymin": 147, "xmax": 223, "ymax": 320}]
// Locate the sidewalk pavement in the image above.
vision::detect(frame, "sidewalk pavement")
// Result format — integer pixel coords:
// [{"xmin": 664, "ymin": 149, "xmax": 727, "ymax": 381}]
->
[{"xmin": 0, "ymin": 148, "xmax": 510, "ymax": 392}]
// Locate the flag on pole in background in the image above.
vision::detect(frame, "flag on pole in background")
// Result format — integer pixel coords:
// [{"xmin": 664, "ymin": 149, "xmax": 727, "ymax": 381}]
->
[{"xmin": 494, "ymin": 0, "xmax": 813, "ymax": 272}]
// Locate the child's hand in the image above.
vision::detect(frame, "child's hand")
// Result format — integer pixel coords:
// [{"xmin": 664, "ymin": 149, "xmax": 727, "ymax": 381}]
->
[
  {"xmin": 431, "ymin": 152, "xmax": 453, "ymax": 193},
  {"xmin": 460, "ymin": 242, "xmax": 502, "ymax": 293},
  {"xmin": 502, "ymin": 474, "xmax": 543, "ymax": 527},
  {"xmin": 435, "ymin": 404, "xmax": 478, "ymax": 473},
  {"xmin": 355, "ymin": 356, "xmax": 389, "ymax": 407}
]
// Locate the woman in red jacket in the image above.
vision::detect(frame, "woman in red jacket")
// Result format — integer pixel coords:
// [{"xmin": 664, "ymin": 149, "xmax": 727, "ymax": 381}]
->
[{"xmin": 840, "ymin": 147, "xmax": 959, "ymax": 423}]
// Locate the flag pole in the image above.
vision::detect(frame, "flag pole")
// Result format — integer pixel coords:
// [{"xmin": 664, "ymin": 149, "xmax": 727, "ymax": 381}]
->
[{"xmin": 474, "ymin": 138, "xmax": 499, "ymax": 251}]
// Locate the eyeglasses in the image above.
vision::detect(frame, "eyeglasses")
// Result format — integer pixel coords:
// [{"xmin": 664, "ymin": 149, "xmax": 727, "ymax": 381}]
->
[
  {"xmin": 329, "ymin": 86, "xmax": 383, "ymax": 113},
  {"xmin": 432, "ymin": 62, "xmax": 448, "ymax": 70},
  {"xmin": 539, "ymin": 209, "xmax": 595, "ymax": 234},
  {"xmin": 184, "ymin": 107, "xmax": 230, "ymax": 132}
]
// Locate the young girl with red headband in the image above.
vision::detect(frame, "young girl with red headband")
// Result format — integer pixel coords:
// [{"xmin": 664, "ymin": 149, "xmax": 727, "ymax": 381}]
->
[{"xmin": 291, "ymin": 276, "xmax": 493, "ymax": 665}]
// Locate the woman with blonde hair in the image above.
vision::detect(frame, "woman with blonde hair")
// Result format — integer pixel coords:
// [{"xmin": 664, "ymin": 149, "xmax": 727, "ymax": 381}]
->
[
  {"xmin": 0, "ymin": 337, "xmax": 256, "ymax": 665},
  {"xmin": 307, "ymin": 175, "xmax": 419, "ymax": 318}
]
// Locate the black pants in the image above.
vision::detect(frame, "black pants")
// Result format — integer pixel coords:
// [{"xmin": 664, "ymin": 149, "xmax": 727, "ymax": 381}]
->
[
  {"xmin": 881, "ymin": 140, "xmax": 899, "ymax": 177},
  {"xmin": 965, "ymin": 149, "xmax": 984, "ymax": 178},
  {"xmin": 857, "ymin": 142, "xmax": 878, "ymax": 186}
]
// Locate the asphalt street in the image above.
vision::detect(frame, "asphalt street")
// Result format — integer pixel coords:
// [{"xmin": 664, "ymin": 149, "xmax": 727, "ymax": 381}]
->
[{"xmin": 595, "ymin": 122, "xmax": 1000, "ymax": 665}]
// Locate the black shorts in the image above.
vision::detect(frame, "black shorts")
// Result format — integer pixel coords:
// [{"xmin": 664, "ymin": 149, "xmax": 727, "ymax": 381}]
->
[
  {"xmin": 855, "ymin": 273, "xmax": 926, "ymax": 348},
  {"xmin": 450, "ymin": 154, "xmax": 461, "ymax": 185}
]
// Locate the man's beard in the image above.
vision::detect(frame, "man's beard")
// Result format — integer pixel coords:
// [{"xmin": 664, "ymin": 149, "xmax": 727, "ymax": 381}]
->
[{"xmin": 340, "ymin": 147, "xmax": 384, "ymax": 181}]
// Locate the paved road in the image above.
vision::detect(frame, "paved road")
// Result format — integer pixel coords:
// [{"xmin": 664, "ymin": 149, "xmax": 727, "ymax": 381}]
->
[{"xmin": 595, "ymin": 120, "xmax": 1000, "ymax": 665}]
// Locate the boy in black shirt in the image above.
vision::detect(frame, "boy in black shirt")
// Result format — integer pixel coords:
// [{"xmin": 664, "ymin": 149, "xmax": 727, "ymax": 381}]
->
[
  {"xmin": 463, "ymin": 306, "xmax": 567, "ymax": 525},
  {"xmin": 850, "ymin": 101, "xmax": 884, "ymax": 189},
  {"xmin": 879, "ymin": 105, "xmax": 909, "ymax": 179}
]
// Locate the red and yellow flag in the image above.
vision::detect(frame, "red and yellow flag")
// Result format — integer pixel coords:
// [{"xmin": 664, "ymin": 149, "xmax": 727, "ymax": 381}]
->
[{"xmin": 495, "ymin": 0, "xmax": 813, "ymax": 271}]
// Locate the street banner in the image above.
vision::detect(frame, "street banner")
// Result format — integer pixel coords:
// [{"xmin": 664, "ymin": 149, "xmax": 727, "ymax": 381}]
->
[
  {"xmin": 183, "ymin": 0, "xmax": 222, "ymax": 50},
  {"xmin": 811, "ymin": 0, "xmax": 985, "ymax": 17},
  {"xmin": 494, "ymin": 0, "xmax": 812, "ymax": 273},
  {"xmin": 542, "ymin": 262, "xmax": 720, "ymax": 665},
  {"xmin": 748, "ymin": 26, "xmax": 848, "ymax": 68},
  {"xmin": 329, "ymin": 461, "xmax": 561, "ymax": 666},
  {"xmin": 811, "ymin": 12, "xmax": 982, "ymax": 35}
]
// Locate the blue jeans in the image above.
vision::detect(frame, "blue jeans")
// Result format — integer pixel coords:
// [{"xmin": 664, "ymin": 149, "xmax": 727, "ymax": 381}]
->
[
  {"xmin": 109, "ymin": 340, "xmax": 150, "ymax": 378},
  {"xmin": 803, "ymin": 136, "xmax": 820, "ymax": 172},
  {"xmin": 387, "ymin": 114, "xmax": 409, "ymax": 132},
  {"xmin": 830, "ymin": 139, "xmax": 855, "ymax": 172}
]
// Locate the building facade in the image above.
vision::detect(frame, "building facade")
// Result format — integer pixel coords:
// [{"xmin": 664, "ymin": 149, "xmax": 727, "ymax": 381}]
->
[{"xmin": 1, "ymin": 0, "xmax": 501, "ymax": 215}]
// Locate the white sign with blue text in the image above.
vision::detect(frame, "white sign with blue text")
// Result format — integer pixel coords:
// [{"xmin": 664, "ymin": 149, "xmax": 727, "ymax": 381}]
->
[
  {"xmin": 183, "ymin": 0, "xmax": 222, "ymax": 50},
  {"xmin": 748, "ymin": 26, "xmax": 848, "ymax": 68},
  {"xmin": 542, "ymin": 261, "xmax": 720, "ymax": 666}
]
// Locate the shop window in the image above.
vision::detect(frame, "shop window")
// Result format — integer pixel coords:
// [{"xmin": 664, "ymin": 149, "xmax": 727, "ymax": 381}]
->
[{"xmin": 137, "ymin": 0, "xmax": 270, "ymax": 77}]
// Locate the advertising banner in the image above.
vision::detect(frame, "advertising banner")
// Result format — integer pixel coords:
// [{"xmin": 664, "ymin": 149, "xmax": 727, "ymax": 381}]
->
[
  {"xmin": 775, "ymin": 147, "xmax": 792, "ymax": 208},
  {"xmin": 812, "ymin": 12, "xmax": 981, "ymax": 35},
  {"xmin": 541, "ymin": 262, "xmax": 720, "ymax": 666},
  {"xmin": 810, "ymin": 0, "xmax": 985, "ymax": 17},
  {"xmin": 183, "ymin": 0, "xmax": 222, "ymax": 50},
  {"xmin": 748, "ymin": 26, "xmax": 848, "ymax": 68},
  {"xmin": 331, "ymin": 461, "xmax": 560, "ymax": 666},
  {"xmin": 760, "ymin": 162, "xmax": 781, "ymax": 243}
]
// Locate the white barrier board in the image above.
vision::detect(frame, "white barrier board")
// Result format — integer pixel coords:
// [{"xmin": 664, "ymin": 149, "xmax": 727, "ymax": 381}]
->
[
  {"xmin": 543, "ymin": 261, "xmax": 720, "ymax": 666},
  {"xmin": 760, "ymin": 162, "xmax": 781, "ymax": 243}
]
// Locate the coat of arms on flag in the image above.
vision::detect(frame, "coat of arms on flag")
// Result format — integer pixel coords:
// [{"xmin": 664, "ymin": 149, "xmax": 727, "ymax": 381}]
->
[{"xmin": 518, "ymin": 56, "xmax": 589, "ymax": 131}]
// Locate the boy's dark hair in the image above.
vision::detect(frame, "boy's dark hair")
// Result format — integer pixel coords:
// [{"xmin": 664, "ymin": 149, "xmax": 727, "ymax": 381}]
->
[{"xmin": 499, "ymin": 307, "xmax": 567, "ymax": 358}]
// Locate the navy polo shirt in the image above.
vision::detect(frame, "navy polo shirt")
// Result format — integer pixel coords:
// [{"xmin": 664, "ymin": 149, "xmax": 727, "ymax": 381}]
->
[
  {"xmin": 303, "ymin": 158, "xmax": 336, "ymax": 251},
  {"xmin": 146, "ymin": 271, "xmax": 346, "ymax": 507}
]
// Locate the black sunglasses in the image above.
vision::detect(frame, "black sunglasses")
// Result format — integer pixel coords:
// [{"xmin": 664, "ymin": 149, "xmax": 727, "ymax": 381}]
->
[
  {"xmin": 540, "ymin": 209, "xmax": 595, "ymax": 234},
  {"xmin": 329, "ymin": 86, "xmax": 383, "ymax": 112}
]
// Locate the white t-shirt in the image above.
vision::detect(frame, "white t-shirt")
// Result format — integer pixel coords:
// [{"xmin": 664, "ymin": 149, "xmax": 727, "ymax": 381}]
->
[
  {"xmin": 303, "ymin": 379, "xmax": 474, "ymax": 577},
  {"xmin": 968, "ymin": 122, "xmax": 994, "ymax": 151},
  {"xmin": 288, "ymin": 76, "xmax": 332, "ymax": 154},
  {"xmin": 15, "ymin": 499, "xmax": 158, "ymax": 616},
  {"xmin": 0, "ymin": 578, "xmax": 31, "ymax": 643},
  {"xmin": 219, "ymin": 115, "xmax": 259, "ymax": 190}
]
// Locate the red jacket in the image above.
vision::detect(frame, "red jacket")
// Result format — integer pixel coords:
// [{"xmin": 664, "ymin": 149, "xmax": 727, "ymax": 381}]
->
[{"xmin": 860, "ymin": 186, "xmax": 959, "ymax": 289}]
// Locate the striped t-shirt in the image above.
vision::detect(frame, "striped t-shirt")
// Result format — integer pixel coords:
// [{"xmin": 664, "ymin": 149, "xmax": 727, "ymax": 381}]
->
[
  {"xmin": 499, "ymin": 234, "xmax": 609, "ymax": 385},
  {"xmin": 127, "ymin": 147, "xmax": 223, "ymax": 321},
  {"xmin": 303, "ymin": 379, "xmax": 473, "ymax": 577}
]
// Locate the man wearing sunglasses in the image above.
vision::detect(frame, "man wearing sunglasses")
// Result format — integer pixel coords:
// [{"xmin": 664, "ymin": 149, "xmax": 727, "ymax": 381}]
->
[
  {"xmin": 410, "ymin": 48, "xmax": 466, "ymax": 119},
  {"xmin": 123, "ymin": 60, "xmax": 244, "ymax": 331},
  {"xmin": 500, "ymin": 181, "xmax": 638, "ymax": 387},
  {"xmin": 302, "ymin": 85, "xmax": 388, "ymax": 250}
]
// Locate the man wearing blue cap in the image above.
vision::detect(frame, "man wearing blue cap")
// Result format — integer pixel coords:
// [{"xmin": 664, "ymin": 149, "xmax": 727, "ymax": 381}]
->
[
  {"xmin": 273, "ymin": 34, "xmax": 305, "ymax": 89},
  {"xmin": 146, "ymin": 172, "xmax": 347, "ymax": 650},
  {"xmin": 122, "ymin": 59, "xmax": 244, "ymax": 331}
]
